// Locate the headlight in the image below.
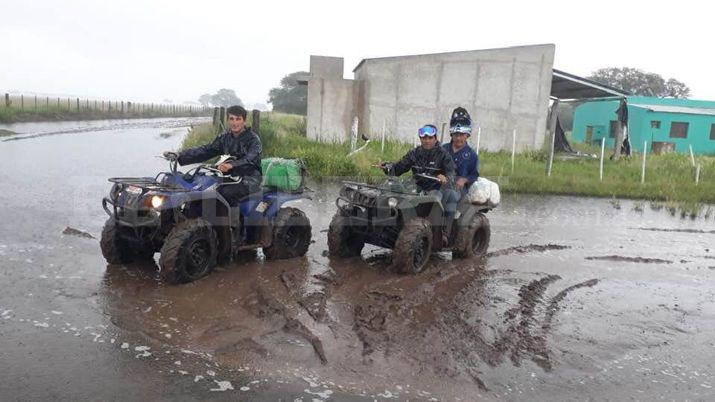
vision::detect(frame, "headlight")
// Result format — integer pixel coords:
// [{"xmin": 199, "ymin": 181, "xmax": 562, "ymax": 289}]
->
[
  {"xmin": 387, "ymin": 197, "xmax": 398, "ymax": 208},
  {"xmin": 110, "ymin": 183, "xmax": 122, "ymax": 200},
  {"xmin": 150, "ymin": 195, "xmax": 165, "ymax": 209}
]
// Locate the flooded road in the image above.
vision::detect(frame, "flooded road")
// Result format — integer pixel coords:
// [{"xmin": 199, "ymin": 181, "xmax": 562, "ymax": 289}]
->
[{"xmin": 1, "ymin": 119, "xmax": 715, "ymax": 400}]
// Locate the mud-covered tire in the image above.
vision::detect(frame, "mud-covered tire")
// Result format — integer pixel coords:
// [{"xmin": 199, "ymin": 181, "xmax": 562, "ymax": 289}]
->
[
  {"xmin": 452, "ymin": 213, "xmax": 490, "ymax": 259},
  {"xmin": 327, "ymin": 212, "xmax": 365, "ymax": 257},
  {"xmin": 392, "ymin": 218, "xmax": 433, "ymax": 274},
  {"xmin": 100, "ymin": 217, "xmax": 134, "ymax": 264},
  {"xmin": 159, "ymin": 219, "xmax": 218, "ymax": 284},
  {"xmin": 263, "ymin": 207, "xmax": 312, "ymax": 260}
]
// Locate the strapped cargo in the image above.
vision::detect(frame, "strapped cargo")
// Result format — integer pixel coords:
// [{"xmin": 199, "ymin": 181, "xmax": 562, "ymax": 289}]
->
[{"xmin": 261, "ymin": 157, "xmax": 306, "ymax": 193}]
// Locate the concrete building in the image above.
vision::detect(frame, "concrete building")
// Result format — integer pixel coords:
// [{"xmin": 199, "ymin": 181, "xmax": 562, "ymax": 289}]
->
[
  {"xmin": 573, "ymin": 96, "xmax": 715, "ymax": 155},
  {"xmin": 304, "ymin": 44, "xmax": 617, "ymax": 153}
]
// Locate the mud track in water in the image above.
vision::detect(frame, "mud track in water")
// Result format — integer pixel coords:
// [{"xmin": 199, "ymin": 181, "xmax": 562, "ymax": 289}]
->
[
  {"xmin": 585, "ymin": 255, "xmax": 673, "ymax": 264},
  {"xmin": 487, "ymin": 244, "xmax": 571, "ymax": 257}
]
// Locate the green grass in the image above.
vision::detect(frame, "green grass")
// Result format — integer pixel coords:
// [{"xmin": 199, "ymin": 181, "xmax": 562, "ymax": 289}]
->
[
  {"xmin": 182, "ymin": 112, "xmax": 412, "ymax": 182},
  {"xmin": 181, "ymin": 113, "xmax": 715, "ymax": 212}
]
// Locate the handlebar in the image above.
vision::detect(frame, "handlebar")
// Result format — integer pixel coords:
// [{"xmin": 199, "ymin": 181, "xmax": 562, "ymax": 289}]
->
[{"xmin": 414, "ymin": 173, "xmax": 442, "ymax": 182}]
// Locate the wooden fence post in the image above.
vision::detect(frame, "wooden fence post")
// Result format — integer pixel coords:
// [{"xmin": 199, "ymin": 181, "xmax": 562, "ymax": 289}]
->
[
  {"xmin": 219, "ymin": 107, "xmax": 226, "ymax": 127},
  {"xmin": 641, "ymin": 141, "xmax": 647, "ymax": 184},
  {"xmin": 20, "ymin": 95, "xmax": 24, "ymax": 110},
  {"xmin": 511, "ymin": 128, "xmax": 517, "ymax": 174},
  {"xmin": 599, "ymin": 137, "xmax": 605, "ymax": 181},
  {"xmin": 212, "ymin": 107, "xmax": 219, "ymax": 126},
  {"xmin": 695, "ymin": 164, "xmax": 701, "ymax": 185},
  {"xmin": 546, "ymin": 99, "xmax": 559, "ymax": 176},
  {"xmin": 34, "ymin": 95, "xmax": 38, "ymax": 110},
  {"xmin": 4, "ymin": 93, "xmax": 9, "ymax": 107},
  {"xmin": 252, "ymin": 109, "xmax": 261, "ymax": 134},
  {"xmin": 76, "ymin": 98, "xmax": 80, "ymax": 112}
]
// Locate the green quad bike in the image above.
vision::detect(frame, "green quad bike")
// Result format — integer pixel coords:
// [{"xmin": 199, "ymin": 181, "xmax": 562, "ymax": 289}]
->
[{"xmin": 328, "ymin": 164, "xmax": 492, "ymax": 273}]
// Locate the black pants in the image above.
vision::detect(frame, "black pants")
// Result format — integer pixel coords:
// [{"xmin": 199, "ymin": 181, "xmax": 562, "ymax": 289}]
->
[{"xmin": 219, "ymin": 180, "xmax": 260, "ymax": 206}]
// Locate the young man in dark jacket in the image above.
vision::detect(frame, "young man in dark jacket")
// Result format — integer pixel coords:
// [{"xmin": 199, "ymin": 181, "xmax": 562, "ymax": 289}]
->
[
  {"xmin": 164, "ymin": 105, "xmax": 262, "ymax": 206},
  {"xmin": 381, "ymin": 124, "xmax": 460, "ymax": 240},
  {"xmin": 443, "ymin": 107, "xmax": 479, "ymax": 197}
]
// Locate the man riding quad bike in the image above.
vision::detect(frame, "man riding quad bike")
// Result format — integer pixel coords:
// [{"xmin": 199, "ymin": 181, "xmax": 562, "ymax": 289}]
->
[
  {"xmin": 327, "ymin": 124, "xmax": 492, "ymax": 273},
  {"xmin": 100, "ymin": 105, "xmax": 311, "ymax": 284},
  {"xmin": 100, "ymin": 154, "xmax": 311, "ymax": 284}
]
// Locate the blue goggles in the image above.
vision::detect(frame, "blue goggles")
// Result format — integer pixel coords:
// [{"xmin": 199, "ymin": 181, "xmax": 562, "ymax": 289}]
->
[{"xmin": 418, "ymin": 125, "xmax": 438, "ymax": 137}]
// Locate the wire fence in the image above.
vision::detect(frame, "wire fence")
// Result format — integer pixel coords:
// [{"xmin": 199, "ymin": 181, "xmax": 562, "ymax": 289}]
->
[{"xmin": 2, "ymin": 93, "xmax": 210, "ymax": 116}]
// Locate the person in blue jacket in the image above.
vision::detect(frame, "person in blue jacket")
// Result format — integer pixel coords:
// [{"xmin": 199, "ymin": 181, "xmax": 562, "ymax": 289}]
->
[{"xmin": 442, "ymin": 107, "xmax": 479, "ymax": 197}]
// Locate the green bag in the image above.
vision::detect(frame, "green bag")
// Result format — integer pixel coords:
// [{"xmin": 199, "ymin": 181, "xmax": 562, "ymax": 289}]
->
[{"xmin": 261, "ymin": 158, "xmax": 306, "ymax": 192}]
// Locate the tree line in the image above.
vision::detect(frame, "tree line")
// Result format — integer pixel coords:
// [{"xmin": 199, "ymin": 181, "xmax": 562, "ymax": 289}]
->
[{"xmin": 196, "ymin": 66, "xmax": 691, "ymax": 117}]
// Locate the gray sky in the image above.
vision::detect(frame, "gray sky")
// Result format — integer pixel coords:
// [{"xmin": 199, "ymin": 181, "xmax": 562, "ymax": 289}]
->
[{"xmin": 1, "ymin": 0, "xmax": 712, "ymax": 105}]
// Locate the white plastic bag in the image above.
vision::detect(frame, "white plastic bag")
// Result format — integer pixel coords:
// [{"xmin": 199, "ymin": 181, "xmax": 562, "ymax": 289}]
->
[{"xmin": 467, "ymin": 177, "xmax": 500, "ymax": 207}]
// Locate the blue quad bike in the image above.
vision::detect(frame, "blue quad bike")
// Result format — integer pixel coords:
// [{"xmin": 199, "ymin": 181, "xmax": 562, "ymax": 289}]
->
[{"xmin": 100, "ymin": 155, "xmax": 312, "ymax": 284}]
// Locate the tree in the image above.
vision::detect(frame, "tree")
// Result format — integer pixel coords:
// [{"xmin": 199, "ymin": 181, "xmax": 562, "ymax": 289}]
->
[
  {"xmin": 196, "ymin": 89, "xmax": 243, "ymax": 107},
  {"xmin": 268, "ymin": 71, "xmax": 308, "ymax": 115},
  {"xmin": 587, "ymin": 67, "xmax": 691, "ymax": 98},
  {"xmin": 198, "ymin": 94, "xmax": 212, "ymax": 107}
]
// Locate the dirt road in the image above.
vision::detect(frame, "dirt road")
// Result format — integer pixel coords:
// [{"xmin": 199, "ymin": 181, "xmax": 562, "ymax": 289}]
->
[{"xmin": 1, "ymin": 119, "xmax": 714, "ymax": 400}]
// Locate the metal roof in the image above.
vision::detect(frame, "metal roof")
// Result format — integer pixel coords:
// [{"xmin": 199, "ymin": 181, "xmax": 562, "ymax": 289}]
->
[
  {"xmin": 629, "ymin": 103, "xmax": 715, "ymax": 116},
  {"xmin": 550, "ymin": 69, "xmax": 629, "ymax": 99}
]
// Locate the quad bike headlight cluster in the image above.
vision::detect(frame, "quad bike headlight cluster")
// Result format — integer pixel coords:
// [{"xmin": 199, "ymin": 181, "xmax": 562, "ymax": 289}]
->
[
  {"xmin": 387, "ymin": 197, "xmax": 398, "ymax": 208},
  {"xmin": 150, "ymin": 195, "xmax": 165, "ymax": 209}
]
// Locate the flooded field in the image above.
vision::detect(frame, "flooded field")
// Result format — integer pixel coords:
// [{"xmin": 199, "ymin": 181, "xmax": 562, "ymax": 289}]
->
[{"xmin": 1, "ymin": 119, "xmax": 714, "ymax": 400}]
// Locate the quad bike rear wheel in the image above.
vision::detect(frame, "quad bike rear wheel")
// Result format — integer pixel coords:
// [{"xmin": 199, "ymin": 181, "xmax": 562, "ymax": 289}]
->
[
  {"xmin": 452, "ymin": 212, "xmax": 490, "ymax": 259},
  {"xmin": 263, "ymin": 207, "xmax": 312, "ymax": 260}
]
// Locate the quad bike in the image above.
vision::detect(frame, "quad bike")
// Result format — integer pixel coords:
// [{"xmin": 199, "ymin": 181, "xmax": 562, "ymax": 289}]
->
[
  {"xmin": 100, "ymin": 155, "xmax": 311, "ymax": 284},
  {"xmin": 328, "ymin": 164, "xmax": 491, "ymax": 273}
]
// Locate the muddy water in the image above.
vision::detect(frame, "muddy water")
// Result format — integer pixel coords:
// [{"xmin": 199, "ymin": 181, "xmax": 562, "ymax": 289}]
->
[{"xmin": 1, "ymin": 120, "xmax": 715, "ymax": 400}]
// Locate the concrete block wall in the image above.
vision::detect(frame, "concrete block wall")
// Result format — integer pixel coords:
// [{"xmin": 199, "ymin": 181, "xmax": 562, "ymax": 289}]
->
[
  {"xmin": 306, "ymin": 56, "xmax": 357, "ymax": 142},
  {"xmin": 355, "ymin": 44, "xmax": 555, "ymax": 151},
  {"xmin": 306, "ymin": 44, "xmax": 555, "ymax": 151}
]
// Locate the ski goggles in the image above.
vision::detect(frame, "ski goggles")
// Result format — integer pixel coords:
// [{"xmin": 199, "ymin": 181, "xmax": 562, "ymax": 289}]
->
[{"xmin": 417, "ymin": 124, "xmax": 438, "ymax": 137}]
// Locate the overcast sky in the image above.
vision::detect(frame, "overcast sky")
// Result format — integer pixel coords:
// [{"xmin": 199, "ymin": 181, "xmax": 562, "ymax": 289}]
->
[{"xmin": 1, "ymin": 0, "xmax": 712, "ymax": 105}]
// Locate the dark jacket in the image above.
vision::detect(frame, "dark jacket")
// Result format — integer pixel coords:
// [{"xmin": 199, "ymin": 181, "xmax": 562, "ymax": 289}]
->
[
  {"xmin": 442, "ymin": 142, "xmax": 479, "ymax": 188},
  {"xmin": 178, "ymin": 127, "xmax": 262, "ymax": 185},
  {"xmin": 391, "ymin": 145, "xmax": 456, "ymax": 191}
]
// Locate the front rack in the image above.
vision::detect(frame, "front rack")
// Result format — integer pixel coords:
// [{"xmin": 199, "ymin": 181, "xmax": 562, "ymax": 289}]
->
[{"xmin": 108, "ymin": 175, "xmax": 185, "ymax": 192}]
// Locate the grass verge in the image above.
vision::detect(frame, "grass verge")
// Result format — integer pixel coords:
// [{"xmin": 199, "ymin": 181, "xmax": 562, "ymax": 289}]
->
[{"xmin": 181, "ymin": 113, "xmax": 715, "ymax": 215}]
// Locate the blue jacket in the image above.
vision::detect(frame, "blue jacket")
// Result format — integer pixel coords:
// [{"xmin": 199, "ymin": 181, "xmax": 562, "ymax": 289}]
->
[{"xmin": 442, "ymin": 142, "xmax": 479, "ymax": 188}]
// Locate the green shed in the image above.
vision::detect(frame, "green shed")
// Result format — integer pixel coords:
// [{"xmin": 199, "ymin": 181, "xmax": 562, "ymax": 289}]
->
[{"xmin": 572, "ymin": 96, "xmax": 715, "ymax": 155}]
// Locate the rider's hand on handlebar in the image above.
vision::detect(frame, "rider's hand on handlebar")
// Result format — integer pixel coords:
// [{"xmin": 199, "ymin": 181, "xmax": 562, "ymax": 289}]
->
[
  {"xmin": 437, "ymin": 174, "xmax": 447, "ymax": 184},
  {"xmin": 163, "ymin": 151, "xmax": 179, "ymax": 161},
  {"xmin": 455, "ymin": 177, "xmax": 468, "ymax": 190},
  {"xmin": 217, "ymin": 163, "xmax": 232, "ymax": 173}
]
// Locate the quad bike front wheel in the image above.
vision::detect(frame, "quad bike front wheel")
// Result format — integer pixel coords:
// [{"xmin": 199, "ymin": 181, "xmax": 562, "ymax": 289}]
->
[
  {"xmin": 452, "ymin": 212, "xmax": 490, "ymax": 259},
  {"xmin": 263, "ymin": 207, "xmax": 312, "ymax": 260},
  {"xmin": 327, "ymin": 212, "xmax": 365, "ymax": 257},
  {"xmin": 393, "ymin": 217, "xmax": 433, "ymax": 274},
  {"xmin": 100, "ymin": 217, "xmax": 135, "ymax": 264},
  {"xmin": 159, "ymin": 218, "xmax": 218, "ymax": 284}
]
